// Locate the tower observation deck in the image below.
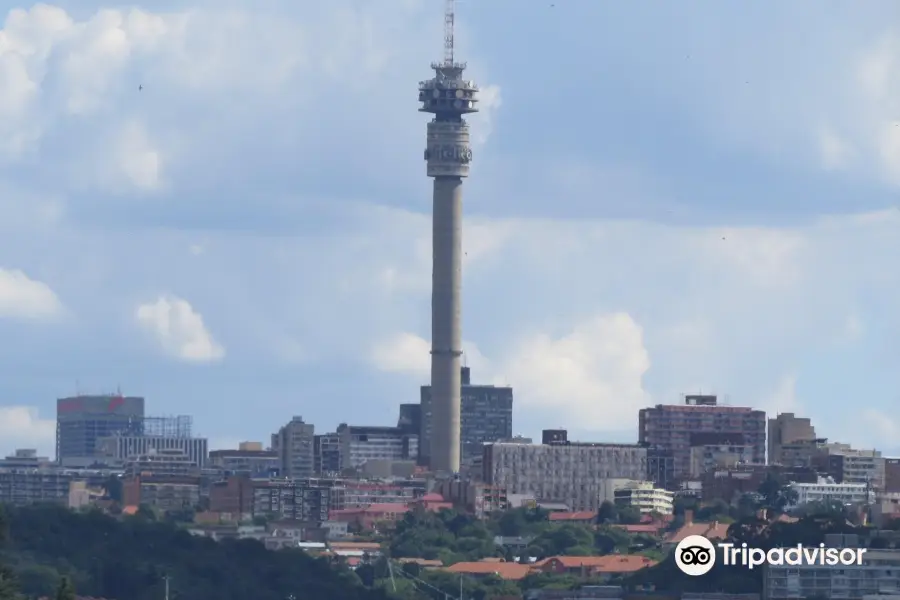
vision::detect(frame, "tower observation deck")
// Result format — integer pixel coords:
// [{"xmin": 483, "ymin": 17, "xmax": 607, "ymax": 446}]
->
[{"xmin": 419, "ymin": 0, "xmax": 479, "ymax": 475}]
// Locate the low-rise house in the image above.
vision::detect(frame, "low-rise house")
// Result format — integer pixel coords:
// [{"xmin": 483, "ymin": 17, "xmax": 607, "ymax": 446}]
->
[{"xmin": 534, "ymin": 555, "xmax": 656, "ymax": 577}]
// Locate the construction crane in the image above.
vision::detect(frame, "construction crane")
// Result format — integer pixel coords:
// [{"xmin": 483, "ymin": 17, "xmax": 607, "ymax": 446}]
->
[{"xmin": 444, "ymin": 0, "xmax": 455, "ymax": 65}]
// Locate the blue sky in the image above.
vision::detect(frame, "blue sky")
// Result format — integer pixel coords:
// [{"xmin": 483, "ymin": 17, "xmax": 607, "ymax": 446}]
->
[{"xmin": 1, "ymin": 0, "xmax": 900, "ymax": 457}]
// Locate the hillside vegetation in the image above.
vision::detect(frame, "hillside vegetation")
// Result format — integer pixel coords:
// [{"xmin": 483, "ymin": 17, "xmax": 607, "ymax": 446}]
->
[{"xmin": 0, "ymin": 504, "xmax": 388, "ymax": 600}]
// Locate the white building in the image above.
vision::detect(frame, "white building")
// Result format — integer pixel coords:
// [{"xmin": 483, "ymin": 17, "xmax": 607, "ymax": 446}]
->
[
  {"xmin": 789, "ymin": 477, "xmax": 874, "ymax": 508},
  {"xmin": 612, "ymin": 480, "xmax": 674, "ymax": 515}
]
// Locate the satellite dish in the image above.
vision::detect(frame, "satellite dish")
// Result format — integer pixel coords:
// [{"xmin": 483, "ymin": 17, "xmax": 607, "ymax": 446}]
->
[
  {"xmin": 454, "ymin": 99, "xmax": 462, "ymax": 108},
  {"xmin": 432, "ymin": 89, "xmax": 440, "ymax": 98},
  {"xmin": 455, "ymin": 89, "xmax": 464, "ymax": 98}
]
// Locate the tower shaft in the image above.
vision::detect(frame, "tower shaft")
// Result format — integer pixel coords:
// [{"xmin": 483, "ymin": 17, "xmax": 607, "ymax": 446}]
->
[
  {"xmin": 430, "ymin": 176, "xmax": 463, "ymax": 474},
  {"xmin": 419, "ymin": 10, "xmax": 478, "ymax": 475}
]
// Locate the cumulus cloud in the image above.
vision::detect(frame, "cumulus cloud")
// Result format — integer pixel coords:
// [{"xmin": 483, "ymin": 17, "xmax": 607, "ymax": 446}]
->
[
  {"xmin": 0, "ymin": 406, "xmax": 55, "ymax": 456},
  {"xmin": 0, "ymin": 269, "xmax": 62, "ymax": 319},
  {"xmin": 370, "ymin": 332, "xmax": 490, "ymax": 377},
  {"xmin": 135, "ymin": 295, "xmax": 224, "ymax": 362}
]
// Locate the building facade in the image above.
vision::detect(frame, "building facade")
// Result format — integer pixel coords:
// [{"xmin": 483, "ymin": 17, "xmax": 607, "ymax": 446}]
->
[
  {"xmin": 56, "ymin": 395, "xmax": 145, "ymax": 467},
  {"xmin": 483, "ymin": 441, "xmax": 647, "ymax": 511},
  {"xmin": 612, "ymin": 480, "xmax": 674, "ymax": 515},
  {"xmin": 208, "ymin": 442, "xmax": 279, "ymax": 477},
  {"xmin": 788, "ymin": 477, "xmax": 874, "ymax": 508},
  {"xmin": 420, "ymin": 366, "xmax": 513, "ymax": 468},
  {"xmin": 337, "ymin": 424, "xmax": 417, "ymax": 470},
  {"xmin": 271, "ymin": 416, "xmax": 315, "ymax": 479},
  {"xmin": 96, "ymin": 435, "xmax": 208, "ymax": 468},
  {"xmin": 314, "ymin": 433, "xmax": 341, "ymax": 475},
  {"xmin": 638, "ymin": 395, "xmax": 765, "ymax": 478},
  {"xmin": 768, "ymin": 412, "xmax": 816, "ymax": 465}
]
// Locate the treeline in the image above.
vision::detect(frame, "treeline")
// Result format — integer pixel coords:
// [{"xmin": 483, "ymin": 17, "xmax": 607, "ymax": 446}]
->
[{"xmin": 0, "ymin": 504, "xmax": 389, "ymax": 600}]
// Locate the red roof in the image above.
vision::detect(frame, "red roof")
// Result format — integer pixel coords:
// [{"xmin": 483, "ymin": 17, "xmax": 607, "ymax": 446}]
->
[
  {"xmin": 421, "ymin": 492, "xmax": 444, "ymax": 502},
  {"xmin": 549, "ymin": 511, "xmax": 597, "ymax": 521}
]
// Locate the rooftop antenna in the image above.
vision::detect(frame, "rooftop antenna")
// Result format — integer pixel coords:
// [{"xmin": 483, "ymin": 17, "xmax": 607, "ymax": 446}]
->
[{"xmin": 444, "ymin": 0, "xmax": 455, "ymax": 66}]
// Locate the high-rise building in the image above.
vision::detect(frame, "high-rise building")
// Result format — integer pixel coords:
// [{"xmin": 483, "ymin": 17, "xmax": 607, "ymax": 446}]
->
[
  {"xmin": 483, "ymin": 440, "xmax": 647, "ymax": 511},
  {"xmin": 336, "ymin": 424, "xmax": 418, "ymax": 470},
  {"xmin": 56, "ymin": 394, "xmax": 145, "ymax": 467},
  {"xmin": 419, "ymin": 367, "xmax": 513, "ymax": 468},
  {"xmin": 419, "ymin": 0, "xmax": 480, "ymax": 474},
  {"xmin": 314, "ymin": 433, "xmax": 341, "ymax": 475},
  {"xmin": 768, "ymin": 412, "xmax": 815, "ymax": 465},
  {"xmin": 638, "ymin": 394, "xmax": 765, "ymax": 478},
  {"xmin": 271, "ymin": 416, "xmax": 315, "ymax": 479}
]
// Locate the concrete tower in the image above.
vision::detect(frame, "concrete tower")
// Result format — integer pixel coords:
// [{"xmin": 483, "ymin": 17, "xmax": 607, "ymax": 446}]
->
[{"xmin": 418, "ymin": 0, "xmax": 478, "ymax": 474}]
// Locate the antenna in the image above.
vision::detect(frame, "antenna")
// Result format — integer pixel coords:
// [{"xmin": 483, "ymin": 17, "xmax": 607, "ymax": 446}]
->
[{"xmin": 444, "ymin": 0, "xmax": 455, "ymax": 65}]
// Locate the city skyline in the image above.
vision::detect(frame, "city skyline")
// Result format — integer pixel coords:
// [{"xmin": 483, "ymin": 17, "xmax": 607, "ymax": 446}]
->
[{"xmin": 2, "ymin": 1, "xmax": 900, "ymax": 457}]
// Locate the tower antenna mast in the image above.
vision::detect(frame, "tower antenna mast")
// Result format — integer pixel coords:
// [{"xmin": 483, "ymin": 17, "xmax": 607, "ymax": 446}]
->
[{"xmin": 444, "ymin": 0, "xmax": 455, "ymax": 65}]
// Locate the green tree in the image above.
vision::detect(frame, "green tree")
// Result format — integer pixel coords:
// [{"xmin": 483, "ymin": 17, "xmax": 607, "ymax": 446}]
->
[
  {"xmin": 0, "ymin": 565, "xmax": 21, "ymax": 600},
  {"xmin": 596, "ymin": 501, "xmax": 617, "ymax": 524},
  {"xmin": 55, "ymin": 577, "xmax": 76, "ymax": 600}
]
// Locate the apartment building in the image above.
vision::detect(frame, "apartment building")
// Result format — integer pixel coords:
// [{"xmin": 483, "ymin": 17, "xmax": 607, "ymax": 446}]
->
[
  {"xmin": 337, "ymin": 424, "xmax": 417, "ymax": 469},
  {"xmin": 765, "ymin": 539, "xmax": 900, "ymax": 598},
  {"xmin": 788, "ymin": 477, "xmax": 874, "ymax": 508},
  {"xmin": 124, "ymin": 448, "xmax": 199, "ymax": 478},
  {"xmin": 123, "ymin": 476, "xmax": 200, "ymax": 510},
  {"xmin": 887, "ymin": 458, "xmax": 900, "ymax": 493},
  {"xmin": 97, "ymin": 435, "xmax": 208, "ymax": 468},
  {"xmin": 768, "ymin": 412, "xmax": 815, "ymax": 465},
  {"xmin": 313, "ymin": 433, "xmax": 341, "ymax": 475},
  {"xmin": 688, "ymin": 432, "xmax": 755, "ymax": 477},
  {"xmin": 208, "ymin": 442, "xmax": 279, "ymax": 477},
  {"xmin": 0, "ymin": 466, "xmax": 114, "ymax": 506},
  {"xmin": 611, "ymin": 480, "xmax": 675, "ymax": 514},
  {"xmin": 638, "ymin": 395, "xmax": 765, "ymax": 478},
  {"xmin": 271, "ymin": 416, "xmax": 315, "ymax": 479},
  {"xmin": 419, "ymin": 366, "xmax": 513, "ymax": 468},
  {"xmin": 483, "ymin": 441, "xmax": 647, "ymax": 511},
  {"xmin": 814, "ymin": 443, "xmax": 885, "ymax": 490}
]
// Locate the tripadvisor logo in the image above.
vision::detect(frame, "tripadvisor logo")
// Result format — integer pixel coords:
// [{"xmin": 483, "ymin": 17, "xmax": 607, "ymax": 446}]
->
[
  {"xmin": 674, "ymin": 535, "xmax": 868, "ymax": 576},
  {"xmin": 675, "ymin": 535, "xmax": 717, "ymax": 576}
]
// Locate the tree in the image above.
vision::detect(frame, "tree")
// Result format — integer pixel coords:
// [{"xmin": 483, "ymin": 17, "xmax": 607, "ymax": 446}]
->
[
  {"xmin": 55, "ymin": 577, "xmax": 76, "ymax": 600},
  {"xmin": 617, "ymin": 506, "xmax": 642, "ymax": 525},
  {"xmin": 596, "ymin": 501, "xmax": 617, "ymax": 524},
  {"xmin": 758, "ymin": 472, "xmax": 798, "ymax": 514}
]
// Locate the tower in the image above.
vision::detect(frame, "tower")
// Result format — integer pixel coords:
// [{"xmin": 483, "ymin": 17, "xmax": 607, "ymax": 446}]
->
[{"xmin": 419, "ymin": 0, "xmax": 478, "ymax": 474}]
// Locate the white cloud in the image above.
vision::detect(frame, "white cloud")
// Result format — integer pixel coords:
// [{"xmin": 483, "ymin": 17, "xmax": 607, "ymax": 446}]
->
[
  {"xmin": 0, "ymin": 269, "xmax": 62, "ymax": 319},
  {"xmin": 371, "ymin": 314, "xmax": 650, "ymax": 433},
  {"xmin": 758, "ymin": 375, "xmax": 800, "ymax": 417},
  {"xmin": 370, "ymin": 332, "xmax": 489, "ymax": 377},
  {"xmin": 135, "ymin": 295, "xmax": 224, "ymax": 362},
  {"xmin": 0, "ymin": 406, "xmax": 55, "ymax": 456}
]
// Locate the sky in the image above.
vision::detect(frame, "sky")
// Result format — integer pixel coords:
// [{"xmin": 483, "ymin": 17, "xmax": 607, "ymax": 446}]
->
[{"xmin": 1, "ymin": 0, "xmax": 900, "ymax": 457}]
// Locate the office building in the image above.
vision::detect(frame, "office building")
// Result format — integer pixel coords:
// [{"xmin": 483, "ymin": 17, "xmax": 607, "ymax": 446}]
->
[
  {"xmin": 815, "ymin": 443, "xmax": 885, "ymax": 490},
  {"xmin": 765, "ymin": 542, "xmax": 900, "ymax": 598},
  {"xmin": 768, "ymin": 412, "xmax": 815, "ymax": 465},
  {"xmin": 271, "ymin": 416, "xmax": 315, "ymax": 479},
  {"xmin": 420, "ymin": 366, "xmax": 513, "ymax": 468},
  {"xmin": 56, "ymin": 394, "xmax": 145, "ymax": 467},
  {"xmin": 788, "ymin": 477, "xmax": 874, "ymax": 508},
  {"xmin": 208, "ymin": 442, "xmax": 279, "ymax": 477},
  {"xmin": 99, "ymin": 435, "xmax": 207, "ymax": 469},
  {"xmin": 638, "ymin": 394, "xmax": 765, "ymax": 477},
  {"xmin": 612, "ymin": 481, "xmax": 675, "ymax": 515},
  {"xmin": 314, "ymin": 433, "xmax": 341, "ymax": 475},
  {"xmin": 337, "ymin": 424, "xmax": 418, "ymax": 469},
  {"xmin": 688, "ymin": 432, "xmax": 755, "ymax": 477},
  {"xmin": 483, "ymin": 440, "xmax": 647, "ymax": 511}
]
